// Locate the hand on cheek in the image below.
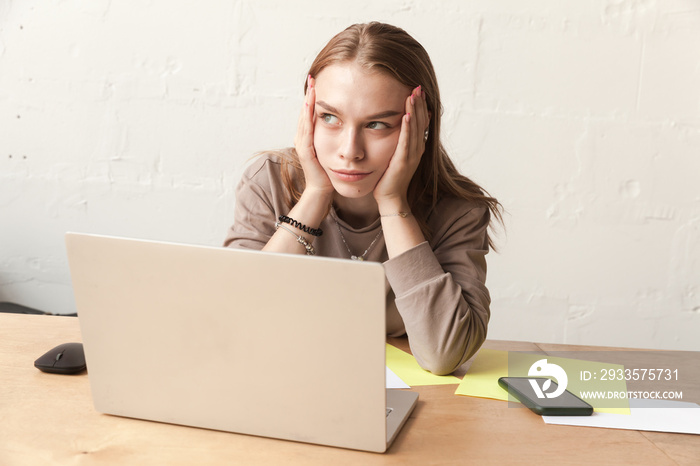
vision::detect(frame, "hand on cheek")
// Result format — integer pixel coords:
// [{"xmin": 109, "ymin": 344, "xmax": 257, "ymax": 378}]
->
[
  {"xmin": 294, "ymin": 75, "xmax": 334, "ymax": 197},
  {"xmin": 373, "ymin": 85, "xmax": 429, "ymax": 212}
]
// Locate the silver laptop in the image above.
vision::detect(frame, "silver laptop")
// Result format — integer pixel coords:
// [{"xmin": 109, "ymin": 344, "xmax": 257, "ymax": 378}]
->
[{"xmin": 65, "ymin": 232, "xmax": 418, "ymax": 453}]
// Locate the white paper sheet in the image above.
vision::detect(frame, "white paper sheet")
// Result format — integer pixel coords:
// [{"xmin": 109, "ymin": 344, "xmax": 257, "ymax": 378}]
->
[
  {"xmin": 542, "ymin": 398, "xmax": 700, "ymax": 435},
  {"xmin": 386, "ymin": 366, "xmax": 410, "ymax": 389}
]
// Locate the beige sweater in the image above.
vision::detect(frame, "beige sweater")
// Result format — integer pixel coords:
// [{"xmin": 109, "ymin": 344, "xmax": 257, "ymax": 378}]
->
[{"xmin": 224, "ymin": 153, "xmax": 491, "ymax": 375}]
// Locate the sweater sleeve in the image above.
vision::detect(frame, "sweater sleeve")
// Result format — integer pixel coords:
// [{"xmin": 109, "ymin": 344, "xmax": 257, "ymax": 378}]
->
[
  {"xmin": 383, "ymin": 205, "xmax": 491, "ymax": 375},
  {"xmin": 223, "ymin": 156, "xmax": 284, "ymax": 250}
]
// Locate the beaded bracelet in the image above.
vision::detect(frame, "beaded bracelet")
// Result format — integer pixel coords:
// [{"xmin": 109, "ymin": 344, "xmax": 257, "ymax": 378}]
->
[
  {"xmin": 275, "ymin": 222, "xmax": 316, "ymax": 255},
  {"xmin": 278, "ymin": 215, "xmax": 323, "ymax": 237}
]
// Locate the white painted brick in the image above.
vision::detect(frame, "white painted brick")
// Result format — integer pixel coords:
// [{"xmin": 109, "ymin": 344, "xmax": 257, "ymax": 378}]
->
[
  {"xmin": 474, "ymin": 16, "xmax": 642, "ymax": 117},
  {"xmin": 637, "ymin": 31, "xmax": 700, "ymax": 125}
]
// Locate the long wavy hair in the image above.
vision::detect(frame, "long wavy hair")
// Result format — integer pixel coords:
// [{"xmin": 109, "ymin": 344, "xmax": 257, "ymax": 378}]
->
[{"xmin": 279, "ymin": 22, "xmax": 503, "ymax": 247}]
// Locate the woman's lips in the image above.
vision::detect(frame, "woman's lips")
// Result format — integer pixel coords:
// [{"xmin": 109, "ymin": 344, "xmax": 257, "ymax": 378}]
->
[{"xmin": 331, "ymin": 169, "xmax": 372, "ymax": 182}]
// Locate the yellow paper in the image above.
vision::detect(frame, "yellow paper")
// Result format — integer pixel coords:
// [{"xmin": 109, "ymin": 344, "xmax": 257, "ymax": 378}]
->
[
  {"xmin": 454, "ymin": 349, "xmax": 510, "ymax": 400},
  {"xmin": 385, "ymin": 344, "xmax": 461, "ymax": 386},
  {"xmin": 455, "ymin": 349, "xmax": 630, "ymax": 414}
]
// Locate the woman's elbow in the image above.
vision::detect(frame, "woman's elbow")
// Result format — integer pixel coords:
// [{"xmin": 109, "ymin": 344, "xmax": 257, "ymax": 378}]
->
[{"xmin": 415, "ymin": 323, "xmax": 488, "ymax": 376}]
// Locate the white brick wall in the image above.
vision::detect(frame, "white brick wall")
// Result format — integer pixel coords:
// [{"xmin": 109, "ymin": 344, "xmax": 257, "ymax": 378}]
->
[{"xmin": 1, "ymin": 1, "xmax": 699, "ymax": 350}]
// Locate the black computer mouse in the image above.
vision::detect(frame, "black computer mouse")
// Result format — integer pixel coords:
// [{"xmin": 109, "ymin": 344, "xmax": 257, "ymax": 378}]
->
[{"xmin": 34, "ymin": 342, "xmax": 87, "ymax": 375}]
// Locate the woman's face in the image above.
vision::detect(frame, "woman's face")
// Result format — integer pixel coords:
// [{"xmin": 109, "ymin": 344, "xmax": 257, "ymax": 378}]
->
[{"xmin": 312, "ymin": 62, "xmax": 411, "ymax": 200}]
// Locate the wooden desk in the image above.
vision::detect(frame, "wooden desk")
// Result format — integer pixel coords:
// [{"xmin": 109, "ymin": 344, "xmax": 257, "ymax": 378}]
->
[{"xmin": 1, "ymin": 314, "xmax": 698, "ymax": 465}]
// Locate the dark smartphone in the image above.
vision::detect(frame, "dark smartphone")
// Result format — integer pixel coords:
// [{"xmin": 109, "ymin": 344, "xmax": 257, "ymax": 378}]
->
[{"xmin": 498, "ymin": 377, "xmax": 593, "ymax": 416}]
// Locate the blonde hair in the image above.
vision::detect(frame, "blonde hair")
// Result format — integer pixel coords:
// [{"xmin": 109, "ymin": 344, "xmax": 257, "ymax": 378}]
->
[{"xmin": 280, "ymin": 22, "xmax": 503, "ymax": 247}]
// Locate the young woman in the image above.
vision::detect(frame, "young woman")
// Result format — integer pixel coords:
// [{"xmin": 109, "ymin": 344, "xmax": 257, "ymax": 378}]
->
[{"xmin": 224, "ymin": 22, "xmax": 502, "ymax": 375}]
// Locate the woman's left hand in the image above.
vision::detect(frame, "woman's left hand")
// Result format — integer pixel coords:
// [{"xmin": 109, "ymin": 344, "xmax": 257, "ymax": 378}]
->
[{"xmin": 373, "ymin": 85, "xmax": 430, "ymax": 212}]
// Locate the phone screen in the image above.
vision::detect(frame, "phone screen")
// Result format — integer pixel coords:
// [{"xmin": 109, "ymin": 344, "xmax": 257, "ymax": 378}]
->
[{"xmin": 498, "ymin": 377, "xmax": 593, "ymax": 416}]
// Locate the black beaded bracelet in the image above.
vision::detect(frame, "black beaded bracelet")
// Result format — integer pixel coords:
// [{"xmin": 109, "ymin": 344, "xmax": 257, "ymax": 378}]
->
[{"xmin": 278, "ymin": 215, "xmax": 323, "ymax": 237}]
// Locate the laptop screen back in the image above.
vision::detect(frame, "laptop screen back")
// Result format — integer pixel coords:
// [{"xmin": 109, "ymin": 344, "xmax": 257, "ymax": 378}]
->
[{"xmin": 66, "ymin": 233, "xmax": 389, "ymax": 452}]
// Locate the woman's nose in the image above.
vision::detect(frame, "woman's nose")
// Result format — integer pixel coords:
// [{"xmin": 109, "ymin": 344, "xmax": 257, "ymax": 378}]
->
[{"xmin": 339, "ymin": 129, "xmax": 364, "ymax": 160}]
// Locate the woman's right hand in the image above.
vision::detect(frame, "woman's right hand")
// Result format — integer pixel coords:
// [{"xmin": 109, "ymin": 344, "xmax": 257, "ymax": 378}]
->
[
  {"xmin": 294, "ymin": 75, "xmax": 334, "ymax": 197},
  {"xmin": 262, "ymin": 76, "xmax": 333, "ymax": 255}
]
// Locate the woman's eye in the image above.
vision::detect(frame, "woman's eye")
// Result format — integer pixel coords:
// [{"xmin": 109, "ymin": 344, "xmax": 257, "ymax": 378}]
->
[
  {"xmin": 321, "ymin": 113, "xmax": 340, "ymax": 125},
  {"xmin": 367, "ymin": 121, "xmax": 389, "ymax": 130}
]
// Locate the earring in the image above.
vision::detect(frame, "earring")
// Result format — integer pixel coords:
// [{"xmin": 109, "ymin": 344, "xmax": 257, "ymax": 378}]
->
[{"xmin": 424, "ymin": 128, "xmax": 429, "ymax": 141}]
